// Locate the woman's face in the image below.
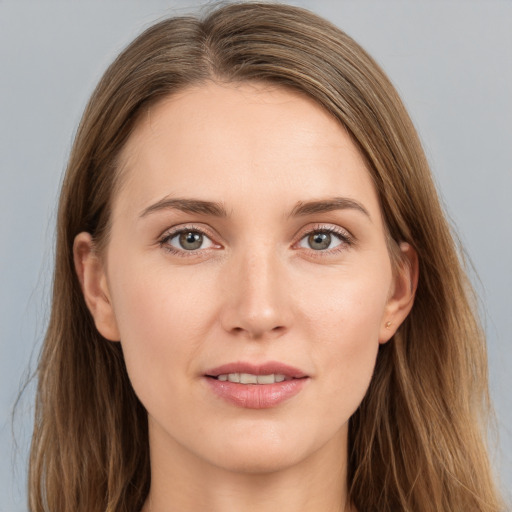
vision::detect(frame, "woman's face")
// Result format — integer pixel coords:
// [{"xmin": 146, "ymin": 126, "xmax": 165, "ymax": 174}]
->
[{"xmin": 76, "ymin": 82, "xmax": 415, "ymax": 475}]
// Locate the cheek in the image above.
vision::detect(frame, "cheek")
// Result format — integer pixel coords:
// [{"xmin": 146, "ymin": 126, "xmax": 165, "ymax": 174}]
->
[
  {"xmin": 296, "ymin": 257, "xmax": 391, "ymax": 344},
  {"xmin": 294, "ymin": 260, "xmax": 391, "ymax": 405},
  {"xmin": 106, "ymin": 257, "xmax": 218, "ymax": 402}
]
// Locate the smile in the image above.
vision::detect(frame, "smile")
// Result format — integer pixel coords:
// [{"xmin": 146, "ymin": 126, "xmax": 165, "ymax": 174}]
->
[
  {"xmin": 204, "ymin": 362, "xmax": 309, "ymax": 408},
  {"xmin": 214, "ymin": 373, "xmax": 289, "ymax": 384}
]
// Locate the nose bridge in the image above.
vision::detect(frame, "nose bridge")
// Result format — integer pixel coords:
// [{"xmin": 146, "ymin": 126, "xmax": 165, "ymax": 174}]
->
[{"xmin": 221, "ymin": 240, "xmax": 289, "ymax": 338}]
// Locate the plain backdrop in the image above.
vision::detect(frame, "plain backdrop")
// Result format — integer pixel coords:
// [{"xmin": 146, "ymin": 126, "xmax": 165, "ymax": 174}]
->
[{"xmin": 1, "ymin": 1, "xmax": 511, "ymax": 510}]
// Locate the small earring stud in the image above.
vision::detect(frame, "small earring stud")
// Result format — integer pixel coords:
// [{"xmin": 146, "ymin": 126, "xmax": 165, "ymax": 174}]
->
[{"xmin": 385, "ymin": 321, "xmax": 392, "ymax": 328}]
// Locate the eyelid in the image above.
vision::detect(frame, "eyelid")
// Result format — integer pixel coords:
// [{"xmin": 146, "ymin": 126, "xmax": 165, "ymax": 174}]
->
[
  {"xmin": 157, "ymin": 222, "xmax": 355, "ymax": 257},
  {"xmin": 293, "ymin": 223, "xmax": 355, "ymax": 253},
  {"xmin": 158, "ymin": 224, "xmax": 223, "ymax": 255}
]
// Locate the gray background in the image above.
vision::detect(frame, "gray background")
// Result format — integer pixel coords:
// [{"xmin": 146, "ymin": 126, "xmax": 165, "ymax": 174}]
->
[{"xmin": 1, "ymin": 1, "xmax": 510, "ymax": 510}]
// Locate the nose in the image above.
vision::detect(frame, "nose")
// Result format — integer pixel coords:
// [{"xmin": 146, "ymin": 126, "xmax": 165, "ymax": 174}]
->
[{"xmin": 219, "ymin": 246, "xmax": 291, "ymax": 340}]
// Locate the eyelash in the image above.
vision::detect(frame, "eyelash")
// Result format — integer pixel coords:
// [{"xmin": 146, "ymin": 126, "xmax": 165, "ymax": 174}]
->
[
  {"xmin": 158, "ymin": 224, "xmax": 355, "ymax": 258},
  {"xmin": 298, "ymin": 224, "xmax": 354, "ymax": 258},
  {"xmin": 158, "ymin": 224, "xmax": 218, "ymax": 258}
]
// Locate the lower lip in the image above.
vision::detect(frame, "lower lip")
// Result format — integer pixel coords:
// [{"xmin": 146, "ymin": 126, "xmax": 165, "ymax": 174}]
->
[{"xmin": 204, "ymin": 377, "xmax": 308, "ymax": 409}]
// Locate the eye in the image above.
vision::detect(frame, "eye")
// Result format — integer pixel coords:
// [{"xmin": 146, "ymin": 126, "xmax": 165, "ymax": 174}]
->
[
  {"xmin": 162, "ymin": 229, "xmax": 215, "ymax": 252},
  {"xmin": 297, "ymin": 228, "xmax": 350, "ymax": 251}
]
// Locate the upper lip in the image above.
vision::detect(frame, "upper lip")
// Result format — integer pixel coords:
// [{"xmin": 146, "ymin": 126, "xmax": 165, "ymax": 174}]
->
[{"xmin": 205, "ymin": 361, "xmax": 308, "ymax": 379}]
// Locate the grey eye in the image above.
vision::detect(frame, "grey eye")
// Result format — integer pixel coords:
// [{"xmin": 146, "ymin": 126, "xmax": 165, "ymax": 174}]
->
[
  {"xmin": 168, "ymin": 231, "xmax": 214, "ymax": 251},
  {"xmin": 308, "ymin": 232, "xmax": 332, "ymax": 250},
  {"xmin": 179, "ymin": 232, "xmax": 203, "ymax": 250},
  {"xmin": 298, "ymin": 231, "xmax": 343, "ymax": 251}
]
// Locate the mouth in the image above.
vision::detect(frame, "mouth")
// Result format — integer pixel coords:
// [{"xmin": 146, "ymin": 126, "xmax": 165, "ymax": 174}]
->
[
  {"xmin": 205, "ymin": 361, "xmax": 307, "ymax": 381},
  {"xmin": 208, "ymin": 372, "xmax": 294, "ymax": 384},
  {"xmin": 203, "ymin": 361, "xmax": 309, "ymax": 408}
]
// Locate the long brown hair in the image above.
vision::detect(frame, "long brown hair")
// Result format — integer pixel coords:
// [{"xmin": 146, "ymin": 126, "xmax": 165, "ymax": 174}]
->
[{"xmin": 29, "ymin": 3, "xmax": 504, "ymax": 511}]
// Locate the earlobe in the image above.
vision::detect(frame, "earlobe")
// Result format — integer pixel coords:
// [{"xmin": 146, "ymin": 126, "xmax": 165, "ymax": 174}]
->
[
  {"xmin": 379, "ymin": 242, "xmax": 419, "ymax": 344},
  {"xmin": 73, "ymin": 232, "xmax": 121, "ymax": 341}
]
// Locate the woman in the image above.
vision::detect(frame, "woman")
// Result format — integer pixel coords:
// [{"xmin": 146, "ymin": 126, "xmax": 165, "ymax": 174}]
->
[{"xmin": 29, "ymin": 2, "xmax": 504, "ymax": 511}]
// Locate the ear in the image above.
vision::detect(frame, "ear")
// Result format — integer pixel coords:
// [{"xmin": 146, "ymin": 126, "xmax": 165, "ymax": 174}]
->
[
  {"xmin": 379, "ymin": 242, "xmax": 418, "ymax": 344},
  {"xmin": 73, "ymin": 232, "xmax": 120, "ymax": 341}
]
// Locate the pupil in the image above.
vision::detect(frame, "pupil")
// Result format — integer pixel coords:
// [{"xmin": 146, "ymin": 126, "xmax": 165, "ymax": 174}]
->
[
  {"xmin": 309, "ymin": 232, "xmax": 331, "ymax": 250},
  {"xmin": 179, "ymin": 232, "xmax": 203, "ymax": 250}
]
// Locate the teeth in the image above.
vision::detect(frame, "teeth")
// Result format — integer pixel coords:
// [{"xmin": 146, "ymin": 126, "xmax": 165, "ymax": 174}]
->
[
  {"xmin": 256, "ymin": 374, "xmax": 275, "ymax": 384},
  {"xmin": 240, "ymin": 373, "xmax": 258, "ymax": 384},
  {"xmin": 216, "ymin": 373, "xmax": 288, "ymax": 384}
]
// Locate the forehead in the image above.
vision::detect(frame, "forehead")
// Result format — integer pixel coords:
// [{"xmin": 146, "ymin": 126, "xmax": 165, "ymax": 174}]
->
[{"xmin": 114, "ymin": 81, "xmax": 380, "ymax": 220}]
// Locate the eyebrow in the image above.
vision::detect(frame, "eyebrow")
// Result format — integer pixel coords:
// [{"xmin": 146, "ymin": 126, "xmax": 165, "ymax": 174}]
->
[
  {"xmin": 289, "ymin": 197, "xmax": 371, "ymax": 220},
  {"xmin": 140, "ymin": 197, "xmax": 228, "ymax": 218},
  {"xmin": 139, "ymin": 196, "xmax": 370, "ymax": 220}
]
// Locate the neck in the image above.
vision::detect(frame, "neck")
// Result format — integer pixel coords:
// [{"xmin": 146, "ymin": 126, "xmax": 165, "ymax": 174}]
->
[{"xmin": 142, "ymin": 420, "xmax": 354, "ymax": 512}]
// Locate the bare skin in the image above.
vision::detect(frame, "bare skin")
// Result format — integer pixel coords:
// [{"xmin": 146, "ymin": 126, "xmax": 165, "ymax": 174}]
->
[{"xmin": 74, "ymin": 81, "xmax": 417, "ymax": 512}]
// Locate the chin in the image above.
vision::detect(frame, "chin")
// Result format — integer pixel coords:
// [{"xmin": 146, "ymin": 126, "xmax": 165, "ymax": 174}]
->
[
  {"xmin": 209, "ymin": 445, "xmax": 306, "ymax": 475},
  {"xmin": 198, "ymin": 424, "xmax": 327, "ymax": 475}
]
